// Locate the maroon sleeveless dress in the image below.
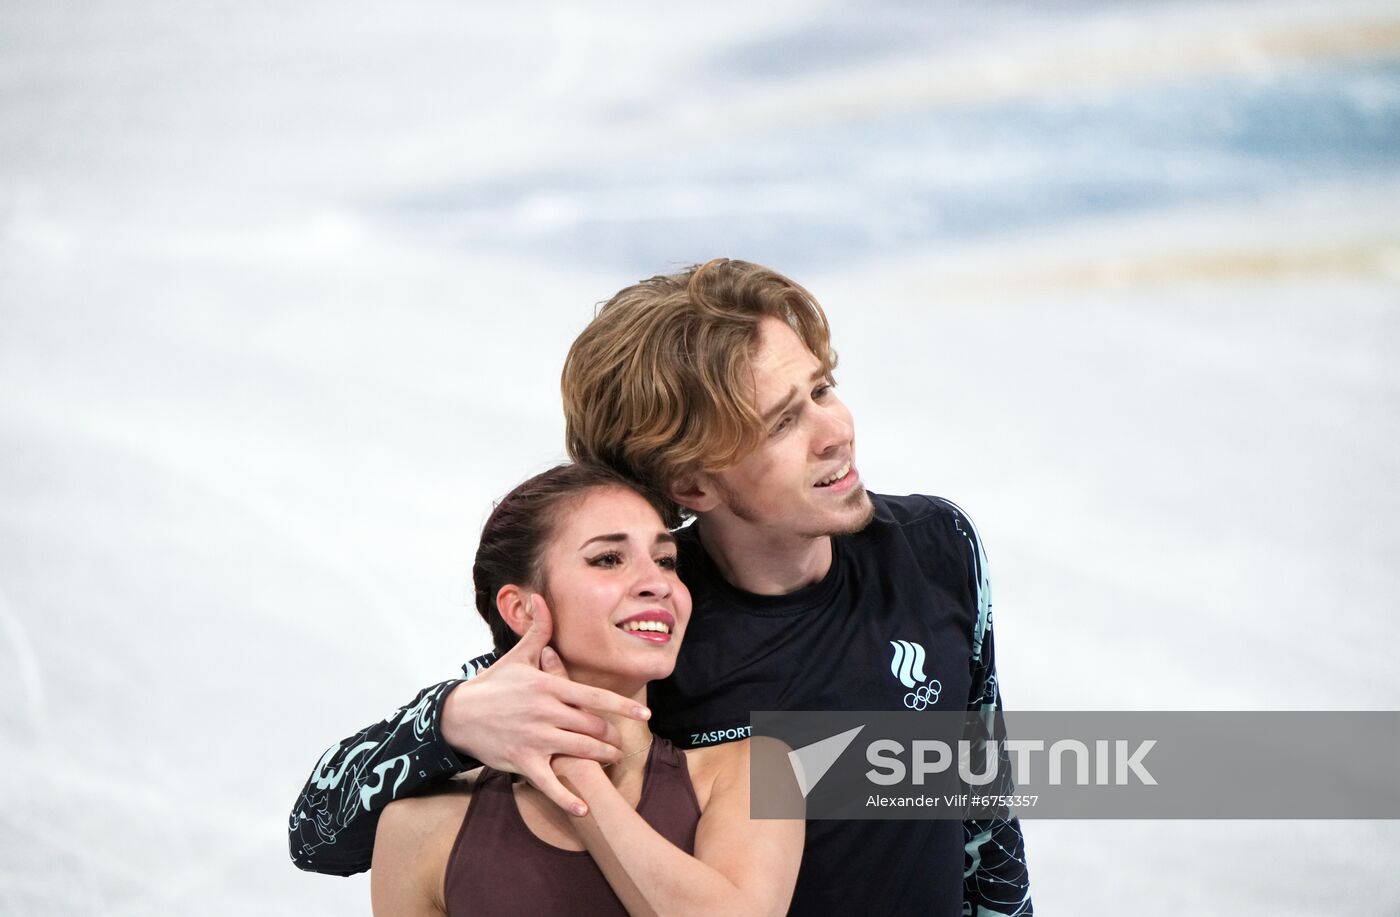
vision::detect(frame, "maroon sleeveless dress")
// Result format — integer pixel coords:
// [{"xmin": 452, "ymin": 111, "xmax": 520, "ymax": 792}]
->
[{"xmin": 444, "ymin": 737, "xmax": 701, "ymax": 916}]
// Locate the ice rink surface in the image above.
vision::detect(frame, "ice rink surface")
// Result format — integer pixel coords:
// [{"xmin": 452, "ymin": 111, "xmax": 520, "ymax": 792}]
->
[{"xmin": 2, "ymin": 1, "xmax": 1398, "ymax": 913}]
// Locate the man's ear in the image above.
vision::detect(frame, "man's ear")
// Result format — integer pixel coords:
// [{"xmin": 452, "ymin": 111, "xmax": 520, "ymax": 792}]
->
[
  {"xmin": 669, "ymin": 472, "xmax": 721, "ymax": 514},
  {"xmin": 495, "ymin": 584, "xmax": 534, "ymax": 637}
]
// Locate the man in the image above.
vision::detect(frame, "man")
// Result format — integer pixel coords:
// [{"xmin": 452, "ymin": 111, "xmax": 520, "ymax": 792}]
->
[{"xmin": 290, "ymin": 259, "xmax": 1031, "ymax": 916}]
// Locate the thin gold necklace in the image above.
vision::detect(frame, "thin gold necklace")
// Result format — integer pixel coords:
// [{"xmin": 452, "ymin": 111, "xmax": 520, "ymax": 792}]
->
[{"xmin": 605, "ymin": 738, "xmax": 654, "ymax": 769}]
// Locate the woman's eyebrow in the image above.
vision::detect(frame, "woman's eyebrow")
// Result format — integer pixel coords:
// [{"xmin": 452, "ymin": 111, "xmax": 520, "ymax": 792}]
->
[
  {"xmin": 578, "ymin": 531, "xmax": 678, "ymax": 550},
  {"xmin": 578, "ymin": 533, "xmax": 627, "ymax": 550}
]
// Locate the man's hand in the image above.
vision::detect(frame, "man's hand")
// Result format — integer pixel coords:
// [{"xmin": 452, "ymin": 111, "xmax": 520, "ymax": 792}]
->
[
  {"xmin": 440, "ymin": 595, "xmax": 650, "ymax": 816},
  {"xmin": 543, "ymin": 649, "xmax": 614, "ymax": 808}
]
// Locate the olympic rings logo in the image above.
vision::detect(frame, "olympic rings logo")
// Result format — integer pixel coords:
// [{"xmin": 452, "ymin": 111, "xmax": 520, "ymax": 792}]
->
[{"xmin": 903, "ymin": 679, "xmax": 942, "ymax": 711}]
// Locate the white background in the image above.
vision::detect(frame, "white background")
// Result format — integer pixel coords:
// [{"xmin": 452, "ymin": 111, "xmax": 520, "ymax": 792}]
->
[{"xmin": 2, "ymin": 1, "xmax": 1398, "ymax": 914}]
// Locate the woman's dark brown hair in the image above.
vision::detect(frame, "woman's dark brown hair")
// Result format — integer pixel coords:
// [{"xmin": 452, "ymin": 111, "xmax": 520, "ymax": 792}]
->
[{"xmin": 472, "ymin": 463, "xmax": 671, "ymax": 654}]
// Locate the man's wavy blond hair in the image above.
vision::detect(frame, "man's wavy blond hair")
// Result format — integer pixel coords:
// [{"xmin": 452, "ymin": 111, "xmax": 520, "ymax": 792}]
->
[{"xmin": 562, "ymin": 259, "xmax": 836, "ymax": 517}]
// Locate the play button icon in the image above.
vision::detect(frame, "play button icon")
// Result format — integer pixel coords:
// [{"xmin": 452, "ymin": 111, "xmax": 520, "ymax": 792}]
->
[{"xmin": 787, "ymin": 725, "xmax": 866, "ymax": 797}]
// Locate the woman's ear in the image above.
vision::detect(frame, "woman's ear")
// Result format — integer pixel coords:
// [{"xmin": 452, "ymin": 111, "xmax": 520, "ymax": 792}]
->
[
  {"xmin": 669, "ymin": 472, "xmax": 721, "ymax": 514},
  {"xmin": 495, "ymin": 584, "xmax": 535, "ymax": 638}
]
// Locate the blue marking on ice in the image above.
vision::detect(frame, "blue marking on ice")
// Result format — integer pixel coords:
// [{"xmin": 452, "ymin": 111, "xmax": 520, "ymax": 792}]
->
[{"xmin": 381, "ymin": 59, "xmax": 1400, "ymax": 272}]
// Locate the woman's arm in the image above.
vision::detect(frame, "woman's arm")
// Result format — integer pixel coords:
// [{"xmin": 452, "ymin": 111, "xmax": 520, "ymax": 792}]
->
[
  {"xmin": 553, "ymin": 738, "xmax": 805, "ymax": 917},
  {"xmin": 369, "ymin": 783, "xmax": 473, "ymax": 917}
]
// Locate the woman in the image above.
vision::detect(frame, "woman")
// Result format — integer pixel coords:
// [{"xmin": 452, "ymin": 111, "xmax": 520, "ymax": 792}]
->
[{"xmin": 370, "ymin": 464, "xmax": 803, "ymax": 917}]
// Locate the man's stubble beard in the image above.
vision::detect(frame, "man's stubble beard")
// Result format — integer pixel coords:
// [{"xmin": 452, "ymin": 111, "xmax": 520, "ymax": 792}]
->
[
  {"xmin": 810, "ymin": 484, "xmax": 876, "ymax": 539},
  {"xmin": 715, "ymin": 478, "xmax": 876, "ymax": 540}
]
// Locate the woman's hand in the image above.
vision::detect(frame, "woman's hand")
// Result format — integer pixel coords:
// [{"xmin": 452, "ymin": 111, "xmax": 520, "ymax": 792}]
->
[
  {"xmin": 561, "ymin": 738, "xmax": 805, "ymax": 917},
  {"xmin": 551, "ymin": 752, "xmax": 608, "ymax": 798},
  {"xmin": 439, "ymin": 596, "xmax": 650, "ymax": 816}
]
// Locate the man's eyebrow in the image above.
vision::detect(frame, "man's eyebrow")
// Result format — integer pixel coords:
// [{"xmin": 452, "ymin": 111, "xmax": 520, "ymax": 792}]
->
[
  {"xmin": 758, "ymin": 370, "xmax": 829, "ymax": 423},
  {"xmin": 759, "ymin": 385, "xmax": 799, "ymax": 423}
]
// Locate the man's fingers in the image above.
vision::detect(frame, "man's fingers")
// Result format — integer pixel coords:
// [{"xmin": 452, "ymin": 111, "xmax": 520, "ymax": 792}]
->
[
  {"xmin": 540, "ymin": 645, "xmax": 570, "ymax": 679},
  {"xmin": 549, "ymin": 706, "xmax": 624, "ymax": 749},
  {"xmin": 497, "ymin": 594, "xmax": 553, "ymax": 664},
  {"xmin": 523, "ymin": 763, "xmax": 588, "ymax": 817},
  {"xmin": 552, "ymin": 731, "xmax": 627, "ymax": 765},
  {"xmin": 554, "ymin": 679, "xmax": 651, "ymax": 721},
  {"xmin": 521, "ymin": 595, "xmax": 553, "ymax": 646},
  {"xmin": 530, "ymin": 594, "xmax": 555, "ymax": 634}
]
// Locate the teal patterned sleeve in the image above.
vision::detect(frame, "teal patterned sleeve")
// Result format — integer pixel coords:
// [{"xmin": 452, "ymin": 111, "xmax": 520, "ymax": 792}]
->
[
  {"xmin": 947, "ymin": 503, "xmax": 1033, "ymax": 917},
  {"xmin": 287, "ymin": 651, "xmax": 498, "ymax": 876},
  {"xmin": 962, "ymin": 620, "xmax": 1033, "ymax": 916}
]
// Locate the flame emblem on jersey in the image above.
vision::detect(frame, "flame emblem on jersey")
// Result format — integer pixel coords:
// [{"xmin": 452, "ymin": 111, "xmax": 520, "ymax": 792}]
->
[
  {"xmin": 889, "ymin": 639, "xmax": 942, "ymax": 710},
  {"xmin": 889, "ymin": 639, "xmax": 926, "ymax": 688}
]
